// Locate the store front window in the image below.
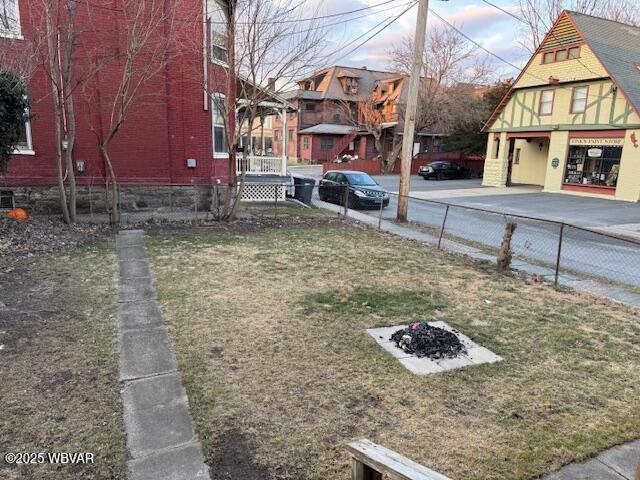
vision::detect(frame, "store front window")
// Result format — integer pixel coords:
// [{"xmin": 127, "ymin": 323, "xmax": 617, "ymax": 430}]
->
[{"xmin": 564, "ymin": 144, "xmax": 622, "ymax": 188}]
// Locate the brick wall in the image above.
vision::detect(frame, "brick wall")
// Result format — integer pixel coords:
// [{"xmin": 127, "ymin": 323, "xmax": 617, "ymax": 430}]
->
[{"xmin": 1, "ymin": 0, "xmax": 230, "ymax": 189}]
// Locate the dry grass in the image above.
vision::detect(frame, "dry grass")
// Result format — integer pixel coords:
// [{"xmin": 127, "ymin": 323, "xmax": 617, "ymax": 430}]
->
[
  {"xmin": 146, "ymin": 222, "xmax": 640, "ymax": 480},
  {"xmin": 0, "ymin": 245, "xmax": 126, "ymax": 480}
]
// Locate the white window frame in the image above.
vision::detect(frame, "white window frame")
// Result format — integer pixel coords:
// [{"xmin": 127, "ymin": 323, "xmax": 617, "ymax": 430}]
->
[
  {"xmin": 539, "ymin": 89, "xmax": 554, "ymax": 116},
  {"xmin": 571, "ymin": 86, "xmax": 588, "ymax": 114},
  {"xmin": 207, "ymin": 0, "xmax": 228, "ymax": 66},
  {"xmin": 211, "ymin": 94, "xmax": 228, "ymax": 158},
  {"xmin": 13, "ymin": 109, "xmax": 34, "ymax": 155},
  {"xmin": 0, "ymin": 0, "xmax": 23, "ymax": 39}
]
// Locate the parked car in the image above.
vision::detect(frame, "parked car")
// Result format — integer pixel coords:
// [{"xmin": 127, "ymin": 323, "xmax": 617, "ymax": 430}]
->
[
  {"xmin": 418, "ymin": 161, "xmax": 471, "ymax": 180},
  {"xmin": 318, "ymin": 170, "xmax": 389, "ymax": 209}
]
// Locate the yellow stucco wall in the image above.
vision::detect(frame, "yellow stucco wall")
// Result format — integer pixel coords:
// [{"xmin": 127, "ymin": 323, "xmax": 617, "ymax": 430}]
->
[
  {"xmin": 542, "ymin": 131, "xmax": 570, "ymax": 193},
  {"xmin": 616, "ymin": 130, "xmax": 640, "ymax": 201},
  {"xmin": 515, "ymin": 44, "xmax": 607, "ymax": 89},
  {"xmin": 511, "ymin": 139, "xmax": 548, "ymax": 186}
]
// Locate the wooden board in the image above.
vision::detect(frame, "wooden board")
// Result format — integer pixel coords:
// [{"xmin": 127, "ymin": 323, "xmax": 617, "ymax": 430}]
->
[{"xmin": 347, "ymin": 439, "xmax": 452, "ymax": 480}]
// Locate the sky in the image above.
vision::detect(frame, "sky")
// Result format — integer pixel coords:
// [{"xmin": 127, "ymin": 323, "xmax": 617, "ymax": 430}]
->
[{"xmin": 314, "ymin": 0, "xmax": 533, "ymax": 81}]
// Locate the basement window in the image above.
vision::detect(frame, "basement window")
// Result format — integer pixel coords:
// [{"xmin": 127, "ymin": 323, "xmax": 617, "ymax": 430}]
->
[{"xmin": 0, "ymin": 190, "xmax": 15, "ymax": 209}]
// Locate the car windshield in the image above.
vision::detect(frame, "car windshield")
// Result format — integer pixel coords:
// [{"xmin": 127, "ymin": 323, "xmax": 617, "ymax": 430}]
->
[{"xmin": 345, "ymin": 173, "xmax": 377, "ymax": 186}]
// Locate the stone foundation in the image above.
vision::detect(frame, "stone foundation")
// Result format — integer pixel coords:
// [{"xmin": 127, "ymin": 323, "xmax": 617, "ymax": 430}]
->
[{"xmin": 3, "ymin": 185, "xmax": 218, "ymax": 215}]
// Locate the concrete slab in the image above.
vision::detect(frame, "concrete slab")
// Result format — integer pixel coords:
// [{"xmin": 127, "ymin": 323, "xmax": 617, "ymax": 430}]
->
[
  {"xmin": 597, "ymin": 441, "xmax": 640, "ymax": 478},
  {"xmin": 118, "ymin": 300, "xmax": 165, "ymax": 331},
  {"xmin": 117, "ymin": 245, "xmax": 147, "ymax": 261},
  {"xmin": 118, "ymin": 278, "xmax": 156, "ymax": 303},
  {"xmin": 435, "ymin": 355, "xmax": 474, "ymax": 370},
  {"xmin": 398, "ymin": 355, "xmax": 445, "ymax": 375},
  {"xmin": 118, "ymin": 260, "xmax": 151, "ymax": 280},
  {"xmin": 119, "ymin": 327, "xmax": 177, "ymax": 381},
  {"xmin": 367, "ymin": 322, "xmax": 502, "ymax": 375},
  {"xmin": 127, "ymin": 441, "xmax": 210, "ymax": 480},
  {"xmin": 122, "ymin": 372, "xmax": 197, "ymax": 459},
  {"xmin": 117, "ymin": 235, "xmax": 145, "ymax": 247},
  {"xmin": 544, "ymin": 458, "xmax": 626, "ymax": 480}
]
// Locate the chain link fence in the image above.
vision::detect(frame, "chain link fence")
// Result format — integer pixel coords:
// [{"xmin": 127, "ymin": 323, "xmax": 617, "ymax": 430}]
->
[{"xmin": 74, "ymin": 180, "xmax": 640, "ymax": 291}]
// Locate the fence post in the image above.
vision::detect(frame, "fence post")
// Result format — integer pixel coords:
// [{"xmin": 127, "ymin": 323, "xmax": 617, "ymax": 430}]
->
[
  {"xmin": 343, "ymin": 185, "xmax": 349, "ymax": 216},
  {"xmin": 555, "ymin": 223, "xmax": 565, "ymax": 286},
  {"xmin": 377, "ymin": 194, "xmax": 385, "ymax": 229},
  {"xmin": 274, "ymin": 184, "xmax": 278, "ymax": 220},
  {"xmin": 437, "ymin": 204, "xmax": 450, "ymax": 250}
]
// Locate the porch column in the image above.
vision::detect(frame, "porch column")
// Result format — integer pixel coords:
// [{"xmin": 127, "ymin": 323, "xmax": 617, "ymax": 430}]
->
[
  {"xmin": 280, "ymin": 107, "xmax": 287, "ymax": 174},
  {"xmin": 260, "ymin": 115, "xmax": 265, "ymax": 155}
]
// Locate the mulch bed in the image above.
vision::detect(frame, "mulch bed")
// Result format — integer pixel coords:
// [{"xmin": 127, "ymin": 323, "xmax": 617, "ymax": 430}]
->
[{"xmin": 391, "ymin": 321, "xmax": 467, "ymax": 359}]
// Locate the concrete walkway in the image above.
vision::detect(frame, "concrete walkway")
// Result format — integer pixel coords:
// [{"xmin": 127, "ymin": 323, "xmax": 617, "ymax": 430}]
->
[
  {"xmin": 542, "ymin": 441, "xmax": 640, "ymax": 479},
  {"xmin": 116, "ymin": 230, "xmax": 209, "ymax": 480},
  {"xmin": 316, "ymin": 201, "xmax": 640, "ymax": 309}
]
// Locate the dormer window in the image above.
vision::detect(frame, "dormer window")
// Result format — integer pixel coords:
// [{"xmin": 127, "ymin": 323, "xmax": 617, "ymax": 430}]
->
[
  {"xmin": 208, "ymin": 0, "xmax": 228, "ymax": 64},
  {"xmin": 343, "ymin": 77, "xmax": 358, "ymax": 94},
  {"xmin": 0, "ymin": 0, "xmax": 21, "ymax": 38},
  {"xmin": 542, "ymin": 45, "xmax": 581, "ymax": 64}
]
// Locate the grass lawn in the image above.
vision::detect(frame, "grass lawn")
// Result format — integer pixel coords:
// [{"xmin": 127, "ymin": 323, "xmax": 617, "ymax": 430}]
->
[
  {"xmin": 146, "ymin": 221, "xmax": 640, "ymax": 480},
  {"xmin": 0, "ymin": 245, "xmax": 126, "ymax": 480}
]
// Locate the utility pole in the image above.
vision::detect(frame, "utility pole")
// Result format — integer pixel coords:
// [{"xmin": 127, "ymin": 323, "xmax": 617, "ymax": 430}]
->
[{"xmin": 397, "ymin": 0, "xmax": 430, "ymax": 222}]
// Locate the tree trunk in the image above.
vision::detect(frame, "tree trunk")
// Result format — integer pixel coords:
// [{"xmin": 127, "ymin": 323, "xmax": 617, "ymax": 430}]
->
[
  {"xmin": 100, "ymin": 144, "xmax": 118, "ymax": 225},
  {"xmin": 497, "ymin": 222, "xmax": 517, "ymax": 272},
  {"xmin": 65, "ymin": 91, "xmax": 77, "ymax": 222},
  {"xmin": 383, "ymin": 139, "xmax": 403, "ymax": 174}
]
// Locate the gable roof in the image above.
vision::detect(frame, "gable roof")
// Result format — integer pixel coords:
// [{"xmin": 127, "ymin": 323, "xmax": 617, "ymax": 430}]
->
[
  {"xmin": 483, "ymin": 10, "xmax": 640, "ymax": 131},
  {"xmin": 568, "ymin": 11, "xmax": 640, "ymax": 115},
  {"xmin": 288, "ymin": 66, "xmax": 401, "ymax": 102}
]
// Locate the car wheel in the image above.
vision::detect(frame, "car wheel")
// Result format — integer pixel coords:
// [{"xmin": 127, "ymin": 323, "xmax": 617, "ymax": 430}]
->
[
  {"xmin": 319, "ymin": 192, "xmax": 327, "ymax": 201},
  {"xmin": 436, "ymin": 172, "xmax": 445, "ymax": 181},
  {"xmin": 347, "ymin": 195, "xmax": 360, "ymax": 209}
]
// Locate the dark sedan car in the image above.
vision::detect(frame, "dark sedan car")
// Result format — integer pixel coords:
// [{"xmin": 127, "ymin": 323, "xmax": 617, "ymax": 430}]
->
[
  {"xmin": 318, "ymin": 170, "xmax": 389, "ymax": 209},
  {"xmin": 418, "ymin": 161, "xmax": 471, "ymax": 180}
]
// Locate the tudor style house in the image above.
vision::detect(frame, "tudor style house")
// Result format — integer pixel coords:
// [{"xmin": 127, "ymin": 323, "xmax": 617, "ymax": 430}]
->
[
  {"xmin": 482, "ymin": 11, "xmax": 640, "ymax": 202},
  {"xmin": 275, "ymin": 66, "xmax": 446, "ymax": 164},
  {"xmin": 0, "ymin": 0, "xmax": 292, "ymax": 210}
]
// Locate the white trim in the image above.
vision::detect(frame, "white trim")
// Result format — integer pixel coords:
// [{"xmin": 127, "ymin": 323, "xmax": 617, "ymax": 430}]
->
[
  {"xmin": 211, "ymin": 93, "xmax": 228, "ymax": 157},
  {"xmin": 12, "ymin": 148, "xmax": 34, "ymax": 155}
]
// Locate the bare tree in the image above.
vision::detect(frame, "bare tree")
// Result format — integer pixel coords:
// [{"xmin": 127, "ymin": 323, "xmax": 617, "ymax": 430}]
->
[
  {"xmin": 518, "ymin": 0, "xmax": 640, "ymax": 52},
  {"xmin": 39, "ymin": 0, "xmax": 80, "ymax": 224},
  {"xmin": 205, "ymin": 0, "xmax": 326, "ymax": 220},
  {"xmin": 85, "ymin": 0, "xmax": 182, "ymax": 224},
  {"xmin": 386, "ymin": 24, "xmax": 492, "ymax": 171}
]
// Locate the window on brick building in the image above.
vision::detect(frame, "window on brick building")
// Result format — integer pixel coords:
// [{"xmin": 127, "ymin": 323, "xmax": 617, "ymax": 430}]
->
[
  {"xmin": 320, "ymin": 137, "xmax": 333, "ymax": 151},
  {"xmin": 305, "ymin": 103, "xmax": 316, "ymax": 112},
  {"xmin": 303, "ymin": 136, "xmax": 309, "ymax": 150},
  {"xmin": 274, "ymin": 130, "xmax": 280, "ymax": 141},
  {"xmin": 16, "ymin": 117, "xmax": 32, "ymax": 152},
  {"xmin": 211, "ymin": 97, "xmax": 228, "ymax": 157},
  {"xmin": 0, "ymin": 0, "xmax": 21, "ymax": 37},
  {"xmin": 208, "ymin": 0, "xmax": 227, "ymax": 64}
]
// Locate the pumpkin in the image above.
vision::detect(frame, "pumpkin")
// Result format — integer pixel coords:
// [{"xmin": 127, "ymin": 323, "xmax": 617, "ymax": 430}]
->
[{"xmin": 6, "ymin": 208, "xmax": 29, "ymax": 220}]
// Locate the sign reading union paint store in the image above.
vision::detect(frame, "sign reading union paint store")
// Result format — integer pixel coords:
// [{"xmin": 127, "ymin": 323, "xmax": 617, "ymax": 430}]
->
[{"xmin": 569, "ymin": 138, "xmax": 625, "ymax": 147}]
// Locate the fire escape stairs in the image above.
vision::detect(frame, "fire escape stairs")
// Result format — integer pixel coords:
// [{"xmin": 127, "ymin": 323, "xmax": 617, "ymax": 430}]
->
[{"xmin": 328, "ymin": 130, "xmax": 359, "ymax": 159}]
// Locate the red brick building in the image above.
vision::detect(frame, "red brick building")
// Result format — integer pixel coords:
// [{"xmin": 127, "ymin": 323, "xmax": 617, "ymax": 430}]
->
[{"xmin": 0, "ymin": 0, "xmax": 248, "ymax": 210}]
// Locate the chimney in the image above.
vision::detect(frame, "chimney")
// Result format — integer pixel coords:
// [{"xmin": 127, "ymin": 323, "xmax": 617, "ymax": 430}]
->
[{"xmin": 267, "ymin": 78, "xmax": 276, "ymax": 91}]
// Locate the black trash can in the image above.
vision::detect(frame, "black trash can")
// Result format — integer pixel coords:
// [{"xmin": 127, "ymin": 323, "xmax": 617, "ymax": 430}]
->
[{"xmin": 293, "ymin": 176, "xmax": 315, "ymax": 205}]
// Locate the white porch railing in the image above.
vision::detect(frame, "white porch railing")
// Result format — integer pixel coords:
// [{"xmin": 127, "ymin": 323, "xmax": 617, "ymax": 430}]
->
[{"xmin": 236, "ymin": 154, "xmax": 287, "ymax": 176}]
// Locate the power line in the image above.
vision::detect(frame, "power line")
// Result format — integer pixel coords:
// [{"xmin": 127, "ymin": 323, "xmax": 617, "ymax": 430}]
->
[
  {"xmin": 429, "ymin": 7, "xmax": 621, "ymax": 115},
  {"xmin": 69, "ymin": 0, "xmax": 405, "ymax": 25},
  {"xmin": 330, "ymin": 1, "xmax": 418, "ymax": 63},
  {"xmin": 478, "ymin": 0, "xmax": 602, "ymax": 79}
]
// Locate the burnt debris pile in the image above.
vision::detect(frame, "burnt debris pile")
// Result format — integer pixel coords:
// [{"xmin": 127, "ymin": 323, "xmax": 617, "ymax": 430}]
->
[{"xmin": 390, "ymin": 322, "xmax": 466, "ymax": 359}]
